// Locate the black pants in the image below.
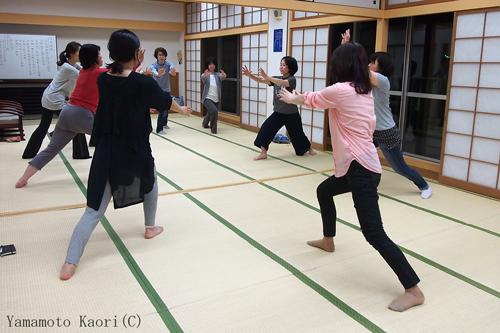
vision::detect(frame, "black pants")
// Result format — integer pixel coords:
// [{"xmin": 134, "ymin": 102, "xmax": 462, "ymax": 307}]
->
[
  {"xmin": 156, "ymin": 109, "xmax": 169, "ymax": 133},
  {"xmin": 202, "ymin": 99, "xmax": 218, "ymax": 133},
  {"xmin": 316, "ymin": 160, "xmax": 420, "ymax": 289},
  {"xmin": 254, "ymin": 112, "xmax": 311, "ymax": 155},
  {"xmin": 22, "ymin": 108, "xmax": 89, "ymax": 159}
]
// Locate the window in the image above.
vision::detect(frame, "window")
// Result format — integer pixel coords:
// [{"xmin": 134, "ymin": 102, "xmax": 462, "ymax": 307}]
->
[
  {"xmin": 329, "ymin": 21, "xmax": 376, "ymax": 62},
  {"xmin": 201, "ymin": 35, "xmax": 241, "ymax": 115},
  {"xmin": 200, "ymin": 3, "xmax": 219, "ymax": 32},
  {"xmin": 186, "ymin": 3, "xmax": 220, "ymax": 33},
  {"xmin": 442, "ymin": 10, "xmax": 500, "ymax": 190},
  {"xmin": 241, "ymin": 32, "xmax": 268, "ymax": 128},
  {"xmin": 220, "ymin": 5, "xmax": 242, "ymax": 29},
  {"xmin": 186, "ymin": 3, "xmax": 201, "ymax": 34},
  {"xmin": 388, "ymin": 13, "xmax": 453, "ymax": 161},
  {"xmin": 243, "ymin": 7, "xmax": 268, "ymax": 26},
  {"xmin": 291, "ymin": 26, "xmax": 329, "ymax": 145},
  {"xmin": 185, "ymin": 39, "xmax": 201, "ymax": 113}
]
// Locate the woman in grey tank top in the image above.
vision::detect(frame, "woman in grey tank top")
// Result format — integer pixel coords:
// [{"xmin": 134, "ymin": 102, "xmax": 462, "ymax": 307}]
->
[{"xmin": 242, "ymin": 56, "xmax": 316, "ymax": 160}]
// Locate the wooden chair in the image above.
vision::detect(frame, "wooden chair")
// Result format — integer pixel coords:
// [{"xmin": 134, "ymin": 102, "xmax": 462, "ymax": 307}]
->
[{"xmin": 0, "ymin": 99, "xmax": 25, "ymax": 140}]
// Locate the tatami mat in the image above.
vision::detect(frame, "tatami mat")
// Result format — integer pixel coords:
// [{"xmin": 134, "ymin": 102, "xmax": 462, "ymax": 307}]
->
[
  {"xmin": 0, "ymin": 210, "xmax": 167, "ymax": 332},
  {"xmin": 1, "ymin": 115, "xmax": 499, "ymax": 332}
]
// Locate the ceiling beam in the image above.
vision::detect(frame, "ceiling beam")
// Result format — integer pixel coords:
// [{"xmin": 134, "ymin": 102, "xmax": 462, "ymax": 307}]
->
[
  {"xmin": 384, "ymin": 0, "xmax": 500, "ymax": 18},
  {"xmin": 0, "ymin": 12, "xmax": 185, "ymax": 32},
  {"xmin": 159, "ymin": 0, "xmax": 384, "ymax": 18}
]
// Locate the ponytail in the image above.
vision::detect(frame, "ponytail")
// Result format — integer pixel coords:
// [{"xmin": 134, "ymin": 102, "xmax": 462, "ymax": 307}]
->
[
  {"xmin": 57, "ymin": 51, "xmax": 67, "ymax": 66},
  {"xmin": 57, "ymin": 41, "xmax": 81, "ymax": 66},
  {"xmin": 107, "ymin": 62, "xmax": 124, "ymax": 74}
]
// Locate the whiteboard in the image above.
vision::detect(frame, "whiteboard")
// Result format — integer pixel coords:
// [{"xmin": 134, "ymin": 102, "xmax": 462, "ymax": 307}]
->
[{"xmin": 0, "ymin": 34, "xmax": 57, "ymax": 80}]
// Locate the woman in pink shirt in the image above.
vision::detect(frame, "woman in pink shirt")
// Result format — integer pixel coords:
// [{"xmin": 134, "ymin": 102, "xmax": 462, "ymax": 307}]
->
[{"xmin": 279, "ymin": 42, "xmax": 424, "ymax": 312}]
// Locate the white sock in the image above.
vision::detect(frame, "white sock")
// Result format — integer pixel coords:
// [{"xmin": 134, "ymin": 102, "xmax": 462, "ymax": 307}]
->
[{"xmin": 421, "ymin": 186, "xmax": 432, "ymax": 199}]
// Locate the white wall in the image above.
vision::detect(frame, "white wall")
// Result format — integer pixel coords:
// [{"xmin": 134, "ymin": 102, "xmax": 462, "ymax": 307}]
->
[
  {"xmin": 0, "ymin": 0, "xmax": 186, "ymax": 96},
  {"xmin": 0, "ymin": 24, "xmax": 185, "ymax": 96},
  {"xmin": 0, "ymin": 0, "xmax": 184, "ymax": 22}
]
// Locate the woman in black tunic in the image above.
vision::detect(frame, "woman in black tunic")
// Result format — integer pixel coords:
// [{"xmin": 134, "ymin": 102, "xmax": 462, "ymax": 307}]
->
[{"xmin": 60, "ymin": 30, "xmax": 191, "ymax": 280}]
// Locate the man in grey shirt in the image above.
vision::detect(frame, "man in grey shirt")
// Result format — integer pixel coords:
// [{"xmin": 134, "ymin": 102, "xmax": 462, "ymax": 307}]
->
[{"xmin": 150, "ymin": 47, "xmax": 176, "ymax": 134}]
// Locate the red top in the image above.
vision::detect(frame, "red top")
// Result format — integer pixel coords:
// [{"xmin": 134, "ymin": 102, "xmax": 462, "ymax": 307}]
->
[{"xmin": 69, "ymin": 67, "xmax": 108, "ymax": 114}]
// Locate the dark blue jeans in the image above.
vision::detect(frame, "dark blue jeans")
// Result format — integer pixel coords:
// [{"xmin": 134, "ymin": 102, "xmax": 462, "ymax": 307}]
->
[
  {"xmin": 156, "ymin": 108, "xmax": 169, "ymax": 133},
  {"xmin": 379, "ymin": 143, "xmax": 428, "ymax": 191},
  {"xmin": 316, "ymin": 161, "xmax": 420, "ymax": 289}
]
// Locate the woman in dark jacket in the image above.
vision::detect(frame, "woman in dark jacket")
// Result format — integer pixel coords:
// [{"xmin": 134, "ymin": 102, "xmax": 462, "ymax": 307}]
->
[
  {"xmin": 60, "ymin": 29, "xmax": 191, "ymax": 280},
  {"xmin": 201, "ymin": 57, "xmax": 226, "ymax": 134}
]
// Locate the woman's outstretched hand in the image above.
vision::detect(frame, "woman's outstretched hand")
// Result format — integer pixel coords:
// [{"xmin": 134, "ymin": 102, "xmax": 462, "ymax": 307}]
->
[
  {"xmin": 241, "ymin": 65, "xmax": 252, "ymax": 76},
  {"xmin": 179, "ymin": 105, "xmax": 192, "ymax": 116},
  {"xmin": 278, "ymin": 87, "xmax": 303, "ymax": 105},
  {"xmin": 220, "ymin": 69, "xmax": 227, "ymax": 79},
  {"xmin": 138, "ymin": 48, "xmax": 145, "ymax": 64},
  {"xmin": 258, "ymin": 68, "xmax": 269, "ymax": 81},
  {"xmin": 341, "ymin": 29, "xmax": 351, "ymax": 44}
]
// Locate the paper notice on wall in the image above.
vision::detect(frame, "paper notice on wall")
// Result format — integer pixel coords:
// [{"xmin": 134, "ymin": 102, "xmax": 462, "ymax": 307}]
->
[{"xmin": 0, "ymin": 34, "xmax": 57, "ymax": 80}]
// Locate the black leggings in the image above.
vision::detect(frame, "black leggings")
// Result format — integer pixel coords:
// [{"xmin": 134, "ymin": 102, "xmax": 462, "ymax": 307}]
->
[
  {"xmin": 316, "ymin": 161, "xmax": 420, "ymax": 289},
  {"xmin": 254, "ymin": 112, "xmax": 311, "ymax": 155},
  {"xmin": 22, "ymin": 108, "xmax": 89, "ymax": 159}
]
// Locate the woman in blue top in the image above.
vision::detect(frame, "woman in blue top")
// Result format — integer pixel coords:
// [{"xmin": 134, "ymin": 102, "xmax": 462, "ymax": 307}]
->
[
  {"xmin": 369, "ymin": 52, "xmax": 432, "ymax": 199},
  {"xmin": 341, "ymin": 29, "xmax": 432, "ymax": 199},
  {"xmin": 150, "ymin": 47, "xmax": 176, "ymax": 134}
]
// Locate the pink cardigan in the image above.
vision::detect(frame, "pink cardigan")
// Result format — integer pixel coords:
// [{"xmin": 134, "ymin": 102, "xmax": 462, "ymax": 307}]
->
[{"xmin": 304, "ymin": 82, "xmax": 382, "ymax": 177}]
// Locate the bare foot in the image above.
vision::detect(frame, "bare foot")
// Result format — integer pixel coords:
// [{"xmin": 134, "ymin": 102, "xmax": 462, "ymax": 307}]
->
[
  {"xmin": 15, "ymin": 165, "xmax": 38, "ymax": 188},
  {"xmin": 254, "ymin": 147, "xmax": 268, "ymax": 160},
  {"xmin": 254, "ymin": 152, "xmax": 267, "ymax": 160},
  {"xmin": 388, "ymin": 286, "xmax": 425, "ymax": 312},
  {"xmin": 145, "ymin": 226, "xmax": 164, "ymax": 239},
  {"xmin": 308, "ymin": 148, "xmax": 317, "ymax": 156},
  {"xmin": 15, "ymin": 177, "xmax": 28, "ymax": 188},
  {"xmin": 307, "ymin": 237, "xmax": 335, "ymax": 252},
  {"xmin": 59, "ymin": 263, "xmax": 77, "ymax": 280}
]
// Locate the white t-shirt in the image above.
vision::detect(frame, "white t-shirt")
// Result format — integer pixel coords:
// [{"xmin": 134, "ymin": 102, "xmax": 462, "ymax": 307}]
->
[
  {"xmin": 41, "ymin": 62, "xmax": 81, "ymax": 110},
  {"xmin": 206, "ymin": 74, "xmax": 219, "ymax": 103}
]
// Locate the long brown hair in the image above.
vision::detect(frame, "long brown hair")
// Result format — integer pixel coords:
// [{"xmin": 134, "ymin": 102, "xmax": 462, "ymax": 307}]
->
[{"xmin": 330, "ymin": 43, "xmax": 371, "ymax": 94}]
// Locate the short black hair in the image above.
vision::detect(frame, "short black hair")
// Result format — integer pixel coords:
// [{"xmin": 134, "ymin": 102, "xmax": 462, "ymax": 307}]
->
[
  {"xmin": 79, "ymin": 44, "xmax": 100, "ymax": 69},
  {"xmin": 205, "ymin": 57, "xmax": 217, "ymax": 70},
  {"xmin": 154, "ymin": 47, "xmax": 167, "ymax": 59},
  {"xmin": 107, "ymin": 29, "xmax": 141, "ymax": 74},
  {"xmin": 369, "ymin": 52, "xmax": 394, "ymax": 77},
  {"xmin": 281, "ymin": 56, "xmax": 298, "ymax": 76}
]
